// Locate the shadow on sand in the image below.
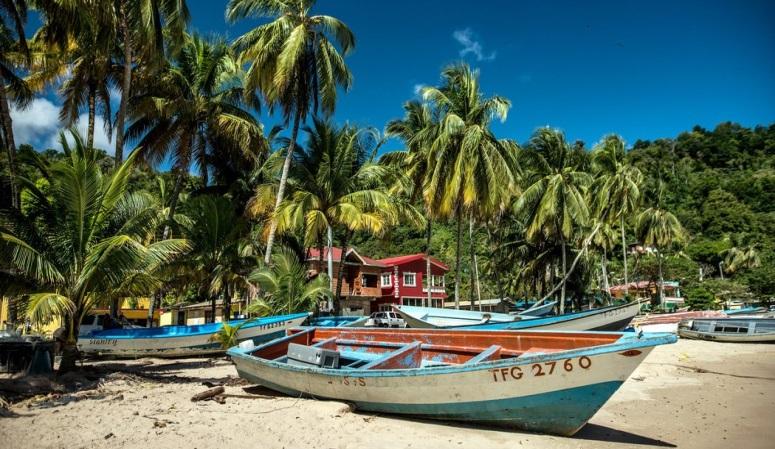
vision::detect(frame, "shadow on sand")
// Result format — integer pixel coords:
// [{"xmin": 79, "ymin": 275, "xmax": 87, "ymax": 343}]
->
[{"xmin": 573, "ymin": 424, "xmax": 676, "ymax": 447}]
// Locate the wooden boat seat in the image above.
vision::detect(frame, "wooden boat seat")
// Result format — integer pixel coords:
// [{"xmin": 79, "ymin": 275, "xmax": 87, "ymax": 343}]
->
[
  {"xmin": 359, "ymin": 341, "xmax": 422, "ymax": 370},
  {"xmin": 311, "ymin": 337, "xmax": 338, "ymax": 350},
  {"xmin": 519, "ymin": 347, "xmax": 563, "ymax": 357},
  {"xmin": 464, "ymin": 345, "xmax": 502, "ymax": 365}
]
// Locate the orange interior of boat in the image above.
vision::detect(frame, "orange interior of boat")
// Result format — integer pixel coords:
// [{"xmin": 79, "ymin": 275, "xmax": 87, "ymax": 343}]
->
[{"xmin": 251, "ymin": 328, "xmax": 623, "ymax": 367}]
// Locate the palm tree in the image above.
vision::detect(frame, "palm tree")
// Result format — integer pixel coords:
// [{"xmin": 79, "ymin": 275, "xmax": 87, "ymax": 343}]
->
[
  {"xmin": 591, "ymin": 134, "xmax": 643, "ymax": 293},
  {"xmin": 32, "ymin": 1, "xmax": 118, "ymax": 149},
  {"xmin": 0, "ymin": 130, "xmax": 188, "ymax": 371},
  {"xmin": 721, "ymin": 245, "xmax": 760, "ymax": 275},
  {"xmin": 175, "ymin": 195, "xmax": 255, "ymax": 323},
  {"xmin": 0, "ymin": 0, "xmax": 32, "ymax": 209},
  {"xmin": 517, "ymin": 127, "xmax": 592, "ymax": 314},
  {"xmin": 227, "ymin": 0, "xmax": 355, "ymax": 265},
  {"xmin": 113, "ymin": 0, "xmax": 190, "ymax": 166},
  {"xmin": 257, "ymin": 119, "xmax": 404, "ymax": 313},
  {"xmin": 248, "ymin": 246, "xmax": 331, "ymax": 316},
  {"xmin": 421, "ymin": 64, "xmax": 518, "ymax": 308},
  {"xmin": 127, "ymin": 33, "xmax": 263, "ymax": 239},
  {"xmin": 635, "ymin": 207, "xmax": 687, "ymax": 307},
  {"xmin": 385, "ymin": 99, "xmax": 440, "ymax": 307}
]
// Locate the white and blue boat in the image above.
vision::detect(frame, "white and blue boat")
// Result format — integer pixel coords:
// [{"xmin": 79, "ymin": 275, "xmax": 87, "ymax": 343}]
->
[
  {"xmin": 228, "ymin": 326, "xmax": 676, "ymax": 436},
  {"xmin": 395, "ymin": 301, "xmax": 640, "ymax": 331},
  {"xmin": 78, "ymin": 312, "xmax": 310, "ymax": 358},
  {"xmin": 392, "ymin": 306, "xmax": 539, "ymax": 328}
]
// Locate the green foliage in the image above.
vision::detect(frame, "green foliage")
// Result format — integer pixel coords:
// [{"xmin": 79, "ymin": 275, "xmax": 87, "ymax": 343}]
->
[
  {"xmin": 248, "ymin": 247, "xmax": 331, "ymax": 316},
  {"xmin": 684, "ymin": 286, "xmax": 718, "ymax": 310}
]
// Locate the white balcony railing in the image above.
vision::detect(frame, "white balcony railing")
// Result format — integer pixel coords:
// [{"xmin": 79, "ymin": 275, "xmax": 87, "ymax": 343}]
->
[{"xmin": 422, "ymin": 286, "xmax": 447, "ymax": 294}]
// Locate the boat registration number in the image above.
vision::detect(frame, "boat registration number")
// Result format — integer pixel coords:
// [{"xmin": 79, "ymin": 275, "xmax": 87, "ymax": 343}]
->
[{"xmin": 490, "ymin": 357, "xmax": 592, "ymax": 382}]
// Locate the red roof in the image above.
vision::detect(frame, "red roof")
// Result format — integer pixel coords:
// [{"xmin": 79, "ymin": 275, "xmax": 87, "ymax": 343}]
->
[
  {"xmin": 377, "ymin": 253, "xmax": 450, "ymax": 271},
  {"xmin": 306, "ymin": 247, "xmax": 386, "ymax": 267}
]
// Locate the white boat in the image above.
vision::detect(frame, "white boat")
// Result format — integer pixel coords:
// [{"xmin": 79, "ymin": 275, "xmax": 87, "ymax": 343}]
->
[
  {"xmin": 517, "ymin": 300, "xmax": 557, "ymax": 317},
  {"xmin": 395, "ymin": 301, "xmax": 640, "ymax": 331},
  {"xmin": 393, "ymin": 305, "xmax": 537, "ymax": 328},
  {"xmin": 677, "ymin": 318, "xmax": 775, "ymax": 343},
  {"xmin": 228, "ymin": 326, "xmax": 676, "ymax": 436},
  {"xmin": 78, "ymin": 312, "xmax": 310, "ymax": 357}
]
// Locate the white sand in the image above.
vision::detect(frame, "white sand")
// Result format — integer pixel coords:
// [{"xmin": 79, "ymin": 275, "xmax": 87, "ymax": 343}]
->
[{"xmin": 2, "ymin": 339, "xmax": 774, "ymax": 449}]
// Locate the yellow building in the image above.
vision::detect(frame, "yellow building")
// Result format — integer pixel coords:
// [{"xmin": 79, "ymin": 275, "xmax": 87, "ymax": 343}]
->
[
  {"xmin": 0, "ymin": 296, "xmax": 160, "ymax": 335},
  {"xmin": 160, "ymin": 298, "xmax": 248, "ymax": 326}
]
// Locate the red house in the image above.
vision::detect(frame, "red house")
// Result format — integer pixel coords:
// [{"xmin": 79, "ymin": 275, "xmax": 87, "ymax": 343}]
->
[{"xmin": 373, "ymin": 253, "xmax": 449, "ymax": 312}]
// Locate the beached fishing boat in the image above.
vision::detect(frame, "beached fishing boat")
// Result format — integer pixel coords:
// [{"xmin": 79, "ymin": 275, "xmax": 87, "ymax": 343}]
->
[
  {"xmin": 395, "ymin": 301, "xmax": 640, "ymax": 331},
  {"xmin": 392, "ymin": 306, "xmax": 538, "ymax": 328},
  {"xmin": 632, "ymin": 310, "xmax": 728, "ymax": 333},
  {"xmin": 78, "ymin": 312, "xmax": 310, "ymax": 358},
  {"xmin": 228, "ymin": 327, "xmax": 675, "ymax": 435},
  {"xmin": 518, "ymin": 300, "xmax": 557, "ymax": 316},
  {"xmin": 307, "ymin": 316, "xmax": 363, "ymax": 327},
  {"xmin": 678, "ymin": 318, "xmax": 775, "ymax": 342}
]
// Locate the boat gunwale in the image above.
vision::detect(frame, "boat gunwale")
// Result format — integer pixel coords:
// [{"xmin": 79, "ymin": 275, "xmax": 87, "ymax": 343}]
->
[
  {"xmin": 84, "ymin": 312, "xmax": 310, "ymax": 340},
  {"xmin": 398, "ymin": 301, "xmax": 640, "ymax": 330},
  {"xmin": 227, "ymin": 330, "xmax": 676, "ymax": 378}
]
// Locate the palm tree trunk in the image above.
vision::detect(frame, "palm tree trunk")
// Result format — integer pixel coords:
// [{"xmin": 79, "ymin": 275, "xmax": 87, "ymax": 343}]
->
[
  {"xmin": 601, "ymin": 248, "xmax": 610, "ymax": 298},
  {"xmin": 114, "ymin": 1, "xmax": 132, "ymax": 167},
  {"xmin": 264, "ymin": 108, "xmax": 303, "ymax": 265},
  {"xmin": 560, "ymin": 239, "xmax": 567, "ymax": 315},
  {"xmin": 59, "ymin": 312, "xmax": 81, "ymax": 373},
  {"xmin": 0, "ymin": 82, "xmax": 19, "ymax": 209},
  {"xmin": 658, "ymin": 251, "xmax": 665, "ymax": 308},
  {"xmin": 621, "ymin": 216, "xmax": 628, "ymax": 293},
  {"xmin": 87, "ymin": 82, "xmax": 96, "ymax": 149},
  {"xmin": 454, "ymin": 214, "xmax": 462, "ymax": 309},
  {"xmin": 163, "ymin": 173, "xmax": 184, "ymax": 240},
  {"xmin": 425, "ymin": 219, "xmax": 432, "ymax": 308},
  {"xmin": 223, "ymin": 284, "xmax": 232, "ymax": 322},
  {"xmin": 147, "ymin": 293, "xmax": 159, "ymax": 328},
  {"xmin": 334, "ymin": 233, "xmax": 351, "ymax": 315},
  {"xmin": 327, "ymin": 225, "xmax": 334, "ymax": 290},
  {"xmin": 210, "ymin": 293, "xmax": 217, "ymax": 324},
  {"xmin": 469, "ymin": 218, "xmax": 482, "ymax": 311}
]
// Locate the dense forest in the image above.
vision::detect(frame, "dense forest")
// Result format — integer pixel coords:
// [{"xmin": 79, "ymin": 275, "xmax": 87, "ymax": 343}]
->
[{"xmin": 4, "ymin": 122, "xmax": 774, "ymax": 312}]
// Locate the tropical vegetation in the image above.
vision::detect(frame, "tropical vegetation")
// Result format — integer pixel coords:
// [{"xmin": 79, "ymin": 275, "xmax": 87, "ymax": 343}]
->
[{"xmin": 0, "ymin": 1, "xmax": 773, "ymax": 374}]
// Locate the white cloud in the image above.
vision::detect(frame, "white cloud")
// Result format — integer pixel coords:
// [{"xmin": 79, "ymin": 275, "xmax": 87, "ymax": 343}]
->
[
  {"xmin": 10, "ymin": 97, "xmax": 114, "ymax": 154},
  {"xmin": 10, "ymin": 98, "xmax": 61, "ymax": 148},
  {"xmin": 49, "ymin": 113, "xmax": 114, "ymax": 154},
  {"xmin": 452, "ymin": 28, "xmax": 496, "ymax": 62}
]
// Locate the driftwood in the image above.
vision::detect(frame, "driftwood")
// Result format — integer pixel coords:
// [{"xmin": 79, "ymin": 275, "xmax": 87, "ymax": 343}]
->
[{"xmin": 190, "ymin": 386, "xmax": 224, "ymax": 402}]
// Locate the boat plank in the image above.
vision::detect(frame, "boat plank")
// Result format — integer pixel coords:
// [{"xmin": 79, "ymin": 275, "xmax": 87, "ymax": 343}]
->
[
  {"xmin": 361, "ymin": 342, "xmax": 422, "ymax": 370},
  {"xmin": 465, "ymin": 345, "xmax": 502, "ymax": 365}
]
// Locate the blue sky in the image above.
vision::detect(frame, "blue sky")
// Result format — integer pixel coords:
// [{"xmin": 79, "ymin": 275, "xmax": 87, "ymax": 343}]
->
[{"xmin": 12, "ymin": 0, "xmax": 775, "ymax": 154}]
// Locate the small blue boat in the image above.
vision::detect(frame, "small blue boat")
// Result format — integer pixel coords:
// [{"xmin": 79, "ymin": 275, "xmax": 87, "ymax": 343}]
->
[
  {"xmin": 307, "ymin": 316, "xmax": 363, "ymax": 327},
  {"xmin": 228, "ymin": 326, "xmax": 676, "ymax": 435},
  {"xmin": 78, "ymin": 312, "xmax": 310, "ymax": 358}
]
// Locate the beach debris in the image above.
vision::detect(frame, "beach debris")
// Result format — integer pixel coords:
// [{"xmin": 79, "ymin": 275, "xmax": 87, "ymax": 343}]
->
[
  {"xmin": 212, "ymin": 395, "xmax": 226, "ymax": 404},
  {"xmin": 104, "ymin": 433, "xmax": 114, "ymax": 439},
  {"xmin": 363, "ymin": 416, "xmax": 376, "ymax": 423},
  {"xmin": 153, "ymin": 421, "xmax": 167, "ymax": 428},
  {"xmin": 191, "ymin": 386, "xmax": 225, "ymax": 402}
]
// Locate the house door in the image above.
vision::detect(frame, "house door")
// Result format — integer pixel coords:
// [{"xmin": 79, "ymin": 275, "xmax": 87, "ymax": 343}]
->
[{"xmin": 177, "ymin": 311, "xmax": 185, "ymax": 325}]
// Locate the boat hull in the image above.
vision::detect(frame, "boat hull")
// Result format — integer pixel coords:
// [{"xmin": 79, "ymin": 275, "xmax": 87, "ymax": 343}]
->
[
  {"xmin": 78, "ymin": 313, "xmax": 309, "ymax": 358},
  {"xmin": 677, "ymin": 328, "xmax": 775, "ymax": 342},
  {"xmin": 229, "ymin": 331, "xmax": 670, "ymax": 436}
]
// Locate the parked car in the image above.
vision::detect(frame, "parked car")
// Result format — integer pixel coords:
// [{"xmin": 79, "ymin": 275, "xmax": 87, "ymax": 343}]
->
[
  {"xmin": 78, "ymin": 314, "xmax": 141, "ymax": 336},
  {"xmin": 365, "ymin": 311, "xmax": 407, "ymax": 328}
]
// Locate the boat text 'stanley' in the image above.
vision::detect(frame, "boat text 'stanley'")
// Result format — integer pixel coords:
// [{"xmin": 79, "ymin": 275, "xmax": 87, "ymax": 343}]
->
[
  {"xmin": 228, "ymin": 327, "xmax": 676, "ymax": 436},
  {"xmin": 78, "ymin": 313, "xmax": 309, "ymax": 357}
]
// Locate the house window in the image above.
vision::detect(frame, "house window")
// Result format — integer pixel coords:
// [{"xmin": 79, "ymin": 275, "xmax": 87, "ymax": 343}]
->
[
  {"xmin": 403, "ymin": 297, "xmax": 423, "ymax": 306},
  {"xmin": 381, "ymin": 273, "xmax": 392, "ymax": 287},
  {"xmin": 431, "ymin": 275, "xmax": 444, "ymax": 287},
  {"xmin": 403, "ymin": 272, "xmax": 416, "ymax": 287},
  {"xmin": 431, "ymin": 298, "xmax": 443, "ymax": 308}
]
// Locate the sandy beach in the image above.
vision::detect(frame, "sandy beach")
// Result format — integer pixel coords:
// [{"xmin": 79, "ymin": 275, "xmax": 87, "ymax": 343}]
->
[{"xmin": 2, "ymin": 338, "xmax": 773, "ymax": 449}]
